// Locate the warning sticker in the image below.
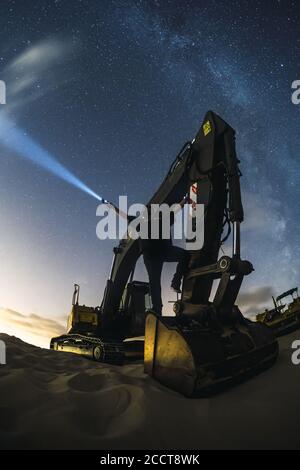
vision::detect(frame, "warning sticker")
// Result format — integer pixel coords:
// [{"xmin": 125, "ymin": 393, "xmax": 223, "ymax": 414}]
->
[{"xmin": 203, "ymin": 120, "xmax": 211, "ymax": 136}]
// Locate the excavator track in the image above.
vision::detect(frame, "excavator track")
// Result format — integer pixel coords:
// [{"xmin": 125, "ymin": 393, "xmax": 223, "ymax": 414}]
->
[{"xmin": 50, "ymin": 334, "xmax": 125, "ymax": 365}]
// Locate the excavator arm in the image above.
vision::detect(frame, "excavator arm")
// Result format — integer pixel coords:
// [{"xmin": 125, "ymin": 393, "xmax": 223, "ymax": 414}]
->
[
  {"xmin": 178, "ymin": 111, "xmax": 252, "ymax": 317},
  {"xmin": 144, "ymin": 111, "xmax": 278, "ymax": 396},
  {"xmin": 101, "ymin": 111, "xmax": 245, "ymax": 321}
]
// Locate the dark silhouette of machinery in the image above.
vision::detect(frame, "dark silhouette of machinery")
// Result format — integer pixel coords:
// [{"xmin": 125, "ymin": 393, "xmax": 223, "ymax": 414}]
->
[
  {"xmin": 256, "ymin": 287, "xmax": 300, "ymax": 337},
  {"xmin": 51, "ymin": 111, "xmax": 278, "ymax": 396}
]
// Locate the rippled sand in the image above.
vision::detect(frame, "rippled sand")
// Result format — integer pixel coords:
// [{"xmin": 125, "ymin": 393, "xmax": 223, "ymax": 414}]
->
[{"xmin": 0, "ymin": 331, "xmax": 300, "ymax": 449}]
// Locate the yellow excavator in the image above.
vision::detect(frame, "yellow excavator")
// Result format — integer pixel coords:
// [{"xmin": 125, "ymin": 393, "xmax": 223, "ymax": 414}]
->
[
  {"xmin": 51, "ymin": 111, "xmax": 278, "ymax": 396},
  {"xmin": 256, "ymin": 288, "xmax": 300, "ymax": 336}
]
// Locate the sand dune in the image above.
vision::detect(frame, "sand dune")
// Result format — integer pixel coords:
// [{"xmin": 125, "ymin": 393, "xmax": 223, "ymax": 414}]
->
[{"xmin": 0, "ymin": 331, "xmax": 300, "ymax": 450}]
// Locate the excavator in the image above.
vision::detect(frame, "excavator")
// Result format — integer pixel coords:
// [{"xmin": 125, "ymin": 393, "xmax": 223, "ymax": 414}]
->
[
  {"xmin": 51, "ymin": 111, "xmax": 278, "ymax": 396},
  {"xmin": 256, "ymin": 287, "xmax": 300, "ymax": 337}
]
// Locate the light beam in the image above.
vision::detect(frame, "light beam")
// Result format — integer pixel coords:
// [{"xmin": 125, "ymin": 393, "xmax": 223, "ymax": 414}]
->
[{"xmin": 0, "ymin": 113, "xmax": 103, "ymax": 202}]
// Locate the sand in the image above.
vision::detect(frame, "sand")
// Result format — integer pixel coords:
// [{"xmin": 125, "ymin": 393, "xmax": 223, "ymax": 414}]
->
[{"xmin": 0, "ymin": 331, "xmax": 300, "ymax": 450}]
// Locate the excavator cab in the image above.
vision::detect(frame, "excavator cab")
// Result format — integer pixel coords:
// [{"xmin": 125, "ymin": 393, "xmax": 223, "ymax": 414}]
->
[{"xmin": 119, "ymin": 281, "xmax": 152, "ymax": 336}]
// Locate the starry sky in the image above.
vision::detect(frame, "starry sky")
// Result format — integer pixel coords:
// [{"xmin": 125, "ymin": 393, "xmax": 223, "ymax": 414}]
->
[{"xmin": 0, "ymin": 0, "xmax": 300, "ymax": 346}]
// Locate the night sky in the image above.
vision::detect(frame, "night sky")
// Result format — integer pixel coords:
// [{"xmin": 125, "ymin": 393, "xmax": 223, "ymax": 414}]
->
[{"xmin": 0, "ymin": 0, "xmax": 300, "ymax": 344}]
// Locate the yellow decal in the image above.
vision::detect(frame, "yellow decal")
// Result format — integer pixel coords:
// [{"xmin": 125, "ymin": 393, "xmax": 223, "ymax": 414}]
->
[{"xmin": 203, "ymin": 120, "xmax": 211, "ymax": 136}]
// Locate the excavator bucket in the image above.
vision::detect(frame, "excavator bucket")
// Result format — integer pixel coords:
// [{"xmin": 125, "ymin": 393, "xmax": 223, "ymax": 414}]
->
[{"xmin": 144, "ymin": 312, "xmax": 278, "ymax": 397}]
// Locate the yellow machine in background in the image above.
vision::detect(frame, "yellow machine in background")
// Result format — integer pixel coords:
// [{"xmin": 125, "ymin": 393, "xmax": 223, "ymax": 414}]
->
[{"xmin": 256, "ymin": 288, "xmax": 300, "ymax": 336}]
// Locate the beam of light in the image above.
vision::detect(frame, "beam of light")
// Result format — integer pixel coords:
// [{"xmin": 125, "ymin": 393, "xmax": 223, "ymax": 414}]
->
[{"xmin": 0, "ymin": 113, "xmax": 103, "ymax": 202}]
